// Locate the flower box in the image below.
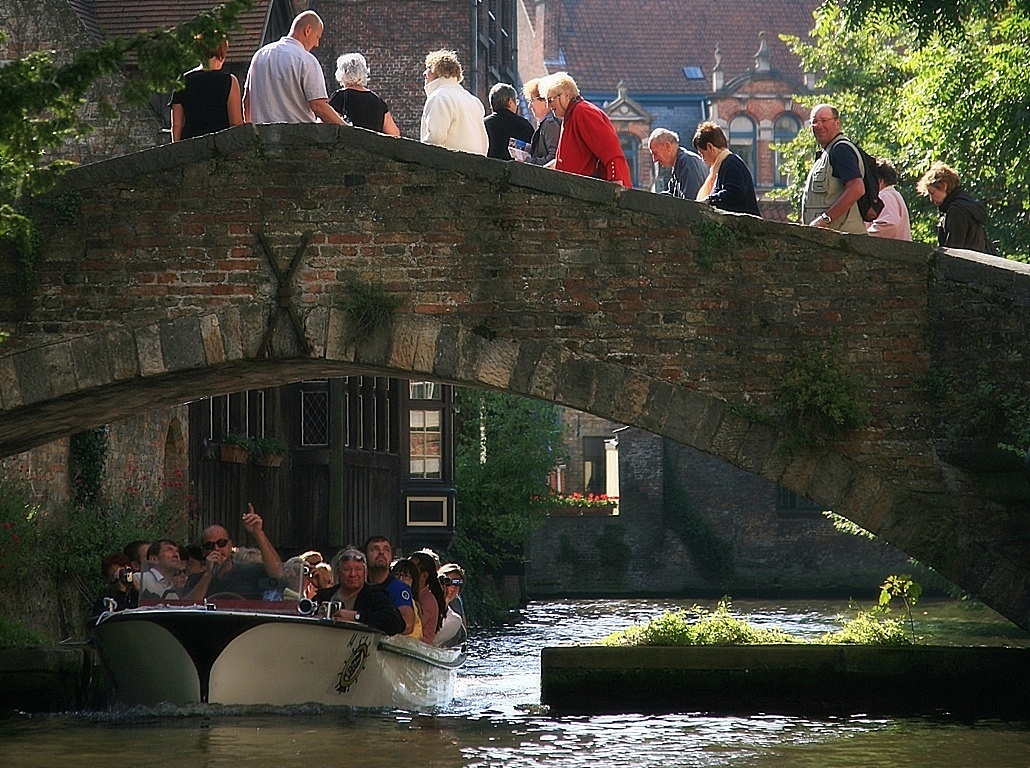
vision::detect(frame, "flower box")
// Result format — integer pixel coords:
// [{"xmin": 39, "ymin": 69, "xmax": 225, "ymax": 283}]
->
[
  {"xmin": 254, "ymin": 452, "xmax": 284, "ymax": 468},
  {"xmin": 219, "ymin": 444, "xmax": 250, "ymax": 464}
]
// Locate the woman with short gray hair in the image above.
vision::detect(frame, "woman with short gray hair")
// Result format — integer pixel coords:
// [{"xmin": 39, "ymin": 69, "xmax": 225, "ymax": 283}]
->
[{"xmin": 328, "ymin": 52, "xmax": 400, "ymax": 136}]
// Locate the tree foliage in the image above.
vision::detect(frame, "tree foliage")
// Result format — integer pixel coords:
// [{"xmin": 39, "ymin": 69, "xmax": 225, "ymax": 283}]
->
[
  {"xmin": 449, "ymin": 389, "xmax": 563, "ymax": 623},
  {"xmin": 837, "ymin": 0, "xmax": 1030, "ymax": 40},
  {"xmin": 778, "ymin": 2, "xmax": 1030, "ymax": 261},
  {"xmin": 0, "ymin": 1, "xmax": 253, "ymax": 266}
]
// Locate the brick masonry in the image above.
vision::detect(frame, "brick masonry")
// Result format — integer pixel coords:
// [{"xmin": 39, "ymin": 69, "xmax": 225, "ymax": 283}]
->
[{"xmin": 0, "ymin": 125, "xmax": 1027, "ymax": 627}]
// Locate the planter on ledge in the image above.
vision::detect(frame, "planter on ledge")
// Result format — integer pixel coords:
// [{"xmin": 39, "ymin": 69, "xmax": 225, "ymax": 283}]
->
[
  {"xmin": 547, "ymin": 504, "xmax": 618, "ymax": 516},
  {"xmin": 254, "ymin": 452, "xmax": 284, "ymax": 467},
  {"xmin": 219, "ymin": 444, "xmax": 251, "ymax": 464}
]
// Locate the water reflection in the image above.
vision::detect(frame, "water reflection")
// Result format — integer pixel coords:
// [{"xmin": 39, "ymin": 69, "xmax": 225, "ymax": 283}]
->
[{"xmin": 1, "ymin": 599, "xmax": 1027, "ymax": 768}]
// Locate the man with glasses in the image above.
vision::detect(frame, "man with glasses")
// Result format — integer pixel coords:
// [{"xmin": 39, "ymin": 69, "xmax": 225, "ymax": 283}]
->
[
  {"xmin": 363, "ymin": 535, "xmax": 416, "ymax": 635},
  {"xmin": 801, "ymin": 103, "xmax": 867, "ymax": 234},
  {"xmin": 187, "ymin": 503, "xmax": 285, "ymax": 600},
  {"xmin": 538, "ymin": 71, "xmax": 631, "ymax": 188},
  {"xmin": 313, "ymin": 549, "xmax": 404, "ymax": 634}
]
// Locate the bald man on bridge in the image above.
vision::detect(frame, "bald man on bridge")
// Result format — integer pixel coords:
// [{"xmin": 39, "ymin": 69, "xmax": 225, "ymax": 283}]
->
[{"xmin": 243, "ymin": 11, "xmax": 345, "ymax": 127}]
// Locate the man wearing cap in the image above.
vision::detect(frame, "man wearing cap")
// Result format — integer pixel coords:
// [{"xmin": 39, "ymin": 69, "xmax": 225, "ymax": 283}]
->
[{"xmin": 315, "ymin": 549, "xmax": 404, "ymax": 634}]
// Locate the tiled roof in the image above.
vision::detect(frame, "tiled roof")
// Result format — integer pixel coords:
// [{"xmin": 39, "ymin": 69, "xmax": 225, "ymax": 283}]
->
[
  {"xmin": 553, "ymin": 0, "xmax": 820, "ymax": 95},
  {"xmin": 67, "ymin": 0, "xmax": 279, "ymax": 64}
]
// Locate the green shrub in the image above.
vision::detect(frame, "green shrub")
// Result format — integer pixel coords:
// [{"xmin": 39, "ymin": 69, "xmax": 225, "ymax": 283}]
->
[
  {"xmin": 602, "ymin": 601, "xmax": 797, "ymax": 646},
  {"xmin": 0, "ymin": 476, "xmax": 193, "ymax": 638},
  {"xmin": 0, "ymin": 614, "xmax": 48, "ymax": 650},
  {"xmin": 818, "ymin": 610, "xmax": 912, "ymax": 645},
  {"xmin": 601, "ymin": 598, "xmax": 914, "ymax": 647}
]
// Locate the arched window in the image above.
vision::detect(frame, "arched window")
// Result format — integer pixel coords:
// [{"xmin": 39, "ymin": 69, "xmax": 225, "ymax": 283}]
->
[
  {"xmin": 729, "ymin": 114, "xmax": 756, "ymax": 181},
  {"xmin": 620, "ymin": 134, "xmax": 640, "ymax": 188},
  {"xmin": 773, "ymin": 113, "xmax": 801, "ymax": 188}
]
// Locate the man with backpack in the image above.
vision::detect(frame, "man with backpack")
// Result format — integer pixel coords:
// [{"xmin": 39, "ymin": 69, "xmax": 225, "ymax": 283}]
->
[{"xmin": 801, "ymin": 104, "xmax": 869, "ymax": 234}]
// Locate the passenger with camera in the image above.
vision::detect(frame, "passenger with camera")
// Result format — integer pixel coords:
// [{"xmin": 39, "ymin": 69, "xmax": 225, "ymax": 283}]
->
[{"xmin": 91, "ymin": 552, "xmax": 139, "ymax": 618}]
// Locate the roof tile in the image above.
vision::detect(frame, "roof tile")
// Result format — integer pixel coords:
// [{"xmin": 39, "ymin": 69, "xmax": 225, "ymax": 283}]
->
[{"xmin": 553, "ymin": 0, "xmax": 820, "ymax": 95}]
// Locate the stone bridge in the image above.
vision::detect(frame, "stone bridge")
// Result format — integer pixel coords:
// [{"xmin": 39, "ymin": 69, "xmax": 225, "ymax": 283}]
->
[{"xmin": 0, "ymin": 125, "xmax": 1028, "ymax": 628}]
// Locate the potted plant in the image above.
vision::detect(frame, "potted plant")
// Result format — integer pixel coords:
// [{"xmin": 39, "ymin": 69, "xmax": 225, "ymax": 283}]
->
[
  {"xmin": 219, "ymin": 433, "xmax": 254, "ymax": 464},
  {"xmin": 252, "ymin": 435, "xmax": 289, "ymax": 467}
]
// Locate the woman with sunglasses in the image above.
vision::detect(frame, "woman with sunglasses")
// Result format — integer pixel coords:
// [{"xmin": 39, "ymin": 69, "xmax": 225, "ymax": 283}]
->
[{"xmin": 434, "ymin": 563, "xmax": 468, "ymax": 648}]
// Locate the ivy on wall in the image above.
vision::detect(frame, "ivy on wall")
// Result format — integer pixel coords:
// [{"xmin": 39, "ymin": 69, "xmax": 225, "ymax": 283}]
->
[
  {"xmin": 774, "ymin": 330, "xmax": 869, "ymax": 455},
  {"xmin": 69, "ymin": 426, "xmax": 108, "ymax": 508}
]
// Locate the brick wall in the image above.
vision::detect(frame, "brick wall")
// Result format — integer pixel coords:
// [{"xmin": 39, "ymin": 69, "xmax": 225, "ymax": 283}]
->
[
  {"xmin": 311, "ymin": 0, "xmax": 476, "ymax": 140},
  {"xmin": 1, "ymin": 0, "xmax": 163, "ymax": 162}
]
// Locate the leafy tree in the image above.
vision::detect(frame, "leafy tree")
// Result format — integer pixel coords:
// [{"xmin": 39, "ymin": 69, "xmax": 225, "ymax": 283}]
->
[
  {"xmin": 0, "ymin": 1, "xmax": 253, "ymax": 278},
  {"xmin": 778, "ymin": 2, "xmax": 1030, "ymax": 261},
  {"xmin": 837, "ymin": 0, "xmax": 1030, "ymax": 40},
  {"xmin": 449, "ymin": 389, "xmax": 563, "ymax": 623}
]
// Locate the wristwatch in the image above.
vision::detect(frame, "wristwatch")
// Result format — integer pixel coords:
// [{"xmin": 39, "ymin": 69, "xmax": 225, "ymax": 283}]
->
[{"xmin": 819, "ymin": 212, "xmax": 831, "ymax": 223}]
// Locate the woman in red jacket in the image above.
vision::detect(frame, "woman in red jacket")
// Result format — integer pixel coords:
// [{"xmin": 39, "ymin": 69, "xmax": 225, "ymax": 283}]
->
[{"xmin": 538, "ymin": 71, "xmax": 632, "ymax": 188}]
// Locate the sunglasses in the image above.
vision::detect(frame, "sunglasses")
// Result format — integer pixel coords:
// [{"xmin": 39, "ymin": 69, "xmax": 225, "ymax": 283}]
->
[
  {"xmin": 439, "ymin": 577, "xmax": 464, "ymax": 587},
  {"xmin": 201, "ymin": 538, "xmax": 230, "ymax": 551},
  {"xmin": 340, "ymin": 551, "xmax": 366, "ymax": 562}
]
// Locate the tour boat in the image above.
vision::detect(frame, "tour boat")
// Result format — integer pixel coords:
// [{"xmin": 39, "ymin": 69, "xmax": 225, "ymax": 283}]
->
[{"xmin": 92, "ymin": 596, "xmax": 466, "ymax": 710}]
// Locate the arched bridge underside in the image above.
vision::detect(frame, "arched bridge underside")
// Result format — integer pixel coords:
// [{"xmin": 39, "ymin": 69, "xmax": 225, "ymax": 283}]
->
[{"xmin": 1, "ymin": 125, "xmax": 1028, "ymax": 627}]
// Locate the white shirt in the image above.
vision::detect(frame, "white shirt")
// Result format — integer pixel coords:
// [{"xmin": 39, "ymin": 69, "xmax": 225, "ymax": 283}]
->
[
  {"xmin": 420, "ymin": 77, "xmax": 488, "ymax": 156},
  {"xmin": 244, "ymin": 37, "xmax": 328, "ymax": 124}
]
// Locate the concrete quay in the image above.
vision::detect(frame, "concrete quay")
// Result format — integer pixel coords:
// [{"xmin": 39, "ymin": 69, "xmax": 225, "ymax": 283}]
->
[{"xmin": 541, "ymin": 644, "xmax": 1030, "ymax": 716}]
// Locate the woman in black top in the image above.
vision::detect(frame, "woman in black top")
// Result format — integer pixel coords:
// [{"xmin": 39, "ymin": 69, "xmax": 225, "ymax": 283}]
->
[
  {"xmin": 169, "ymin": 38, "xmax": 243, "ymax": 142},
  {"xmin": 328, "ymin": 52, "xmax": 401, "ymax": 136}
]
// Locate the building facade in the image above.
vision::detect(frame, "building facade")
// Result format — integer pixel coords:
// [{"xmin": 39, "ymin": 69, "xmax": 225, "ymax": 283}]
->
[
  {"xmin": 527, "ymin": 414, "xmax": 920, "ymax": 597},
  {"xmin": 190, "ymin": 378, "xmax": 456, "ymax": 557},
  {"xmin": 518, "ymin": 0, "xmax": 820, "ymax": 218}
]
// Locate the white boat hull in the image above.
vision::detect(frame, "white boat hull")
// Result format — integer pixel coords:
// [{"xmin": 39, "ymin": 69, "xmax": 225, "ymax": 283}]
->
[{"xmin": 93, "ymin": 606, "xmax": 465, "ymax": 709}]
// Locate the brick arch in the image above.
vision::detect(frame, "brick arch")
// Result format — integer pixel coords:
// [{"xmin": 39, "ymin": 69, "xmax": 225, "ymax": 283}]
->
[
  {"xmin": 0, "ymin": 125, "xmax": 1028, "ymax": 627},
  {"xmin": 0, "ymin": 305, "xmax": 876, "ymax": 527}
]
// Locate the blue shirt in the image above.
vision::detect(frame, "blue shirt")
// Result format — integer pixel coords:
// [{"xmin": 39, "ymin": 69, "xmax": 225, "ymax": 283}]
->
[{"xmin": 370, "ymin": 573, "xmax": 414, "ymax": 610}]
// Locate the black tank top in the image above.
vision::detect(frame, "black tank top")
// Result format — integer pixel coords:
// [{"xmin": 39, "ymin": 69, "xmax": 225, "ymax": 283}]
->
[
  {"xmin": 328, "ymin": 88, "xmax": 389, "ymax": 132},
  {"xmin": 170, "ymin": 69, "xmax": 233, "ymax": 140}
]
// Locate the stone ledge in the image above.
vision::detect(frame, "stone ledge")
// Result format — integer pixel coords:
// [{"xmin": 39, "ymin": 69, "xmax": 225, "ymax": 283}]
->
[
  {"xmin": 540, "ymin": 644, "xmax": 1030, "ymax": 716},
  {"xmin": 0, "ymin": 644, "xmax": 99, "ymax": 713}
]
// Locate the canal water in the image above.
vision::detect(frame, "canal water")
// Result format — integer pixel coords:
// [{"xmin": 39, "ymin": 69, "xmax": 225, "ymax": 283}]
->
[{"xmin": 2, "ymin": 598, "xmax": 1028, "ymax": 767}]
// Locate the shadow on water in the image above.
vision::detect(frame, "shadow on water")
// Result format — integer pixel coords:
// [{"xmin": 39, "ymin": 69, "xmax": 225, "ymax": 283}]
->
[{"xmin": 1, "ymin": 599, "xmax": 1027, "ymax": 768}]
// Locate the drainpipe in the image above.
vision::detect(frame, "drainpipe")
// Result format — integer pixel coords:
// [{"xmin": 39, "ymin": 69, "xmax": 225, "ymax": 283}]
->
[{"xmin": 469, "ymin": 0, "xmax": 480, "ymax": 98}]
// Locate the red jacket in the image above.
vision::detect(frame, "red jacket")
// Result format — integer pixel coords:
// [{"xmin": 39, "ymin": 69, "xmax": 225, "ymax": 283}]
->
[{"xmin": 555, "ymin": 98, "xmax": 632, "ymax": 188}]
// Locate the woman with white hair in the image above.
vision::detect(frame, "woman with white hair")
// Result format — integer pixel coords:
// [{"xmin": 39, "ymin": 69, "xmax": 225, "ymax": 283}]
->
[{"xmin": 328, "ymin": 52, "xmax": 400, "ymax": 136}]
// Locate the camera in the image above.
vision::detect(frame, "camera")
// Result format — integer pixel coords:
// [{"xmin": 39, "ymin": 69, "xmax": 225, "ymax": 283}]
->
[{"xmin": 117, "ymin": 567, "xmax": 134, "ymax": 585}]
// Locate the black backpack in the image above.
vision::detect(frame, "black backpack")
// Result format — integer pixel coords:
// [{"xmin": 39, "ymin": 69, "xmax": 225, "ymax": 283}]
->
[{"xmin": 833, "ymin": 137, "xmax": 885, "ymax": 222}]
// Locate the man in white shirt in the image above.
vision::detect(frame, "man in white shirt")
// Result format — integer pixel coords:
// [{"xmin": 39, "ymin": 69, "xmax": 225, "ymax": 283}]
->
[
  {"xmin": 420, "ymin": 49, "xmax": 488, "ymax": 155},
  {"xmin": 243, "ymin": 10, "xmax": 345, "ymax": 126}
]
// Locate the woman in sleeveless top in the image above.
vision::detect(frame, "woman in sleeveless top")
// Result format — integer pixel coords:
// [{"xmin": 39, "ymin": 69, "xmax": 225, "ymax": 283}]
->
[
  {"xmin": 169, "ymin": 38, "xmax": 243, "ymax": 142},
  {"xmin": 328, "ymin": 52, "xmax": 401, "ymax": 136}
]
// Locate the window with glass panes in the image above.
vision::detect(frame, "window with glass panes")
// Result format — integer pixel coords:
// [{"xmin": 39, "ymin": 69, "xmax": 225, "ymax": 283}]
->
[
  {"xmin": 773, "ymin": 113, "xmax": 801, "ymax": 188},
  {"xmin": 408, "ymin": 381, "xmax": 443, "ymax": 479},
  {"xmin": 729, "ymin": 114, "xmax": 757, "ymax": 180}
]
